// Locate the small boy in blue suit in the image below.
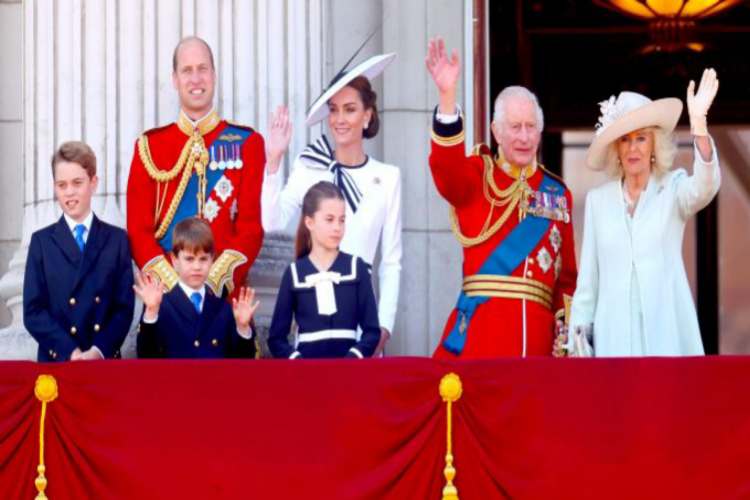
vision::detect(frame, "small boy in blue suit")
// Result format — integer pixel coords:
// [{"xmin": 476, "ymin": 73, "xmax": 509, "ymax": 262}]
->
[
  {"xmin": 134, "ymin": 217, "xmax": 258, "ymax": 358},
  {"xmin": 23, "ymin": 141, "xmax": 135, "ymax": 361}
]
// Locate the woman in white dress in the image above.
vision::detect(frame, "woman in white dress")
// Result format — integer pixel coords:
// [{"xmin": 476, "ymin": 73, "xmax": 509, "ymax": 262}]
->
[
  {"xmin": 261, "ymin": 54, "xmax": 402, "ymax": 355},
  {"xmin": 569, "ymin": 69, "xmax": 720, "ymax": 357}
]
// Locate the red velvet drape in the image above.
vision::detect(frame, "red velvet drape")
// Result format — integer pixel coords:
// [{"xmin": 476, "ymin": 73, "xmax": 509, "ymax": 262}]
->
[{"xmin": 2, "ymin": 357, "xmax": 750, "ymax": 499}]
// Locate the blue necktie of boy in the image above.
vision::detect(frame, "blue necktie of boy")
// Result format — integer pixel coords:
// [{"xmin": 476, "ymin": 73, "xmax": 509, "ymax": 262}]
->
[
  {"xmin": 190, "ymin": 292, "xmax": 202, "ymax": 313},
  {"xmin": 74, "ymin": 224, "xmax": 86, "ymax": 252}
]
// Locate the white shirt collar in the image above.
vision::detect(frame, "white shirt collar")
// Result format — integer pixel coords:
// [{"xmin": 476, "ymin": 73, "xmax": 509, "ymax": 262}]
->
[
  {"xmin": 178, "ymin": 281, "xmax": 206, "ymax": 302},
  {"xmin": 63, "ymin": 211, "xmax": 94, "ymax": 234}
]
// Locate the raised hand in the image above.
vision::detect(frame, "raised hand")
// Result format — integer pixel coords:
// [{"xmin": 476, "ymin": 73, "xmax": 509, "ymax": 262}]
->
[
  {"xmin": 425, "ymin": 37, "xmax": 460, "ymax": 94},
  {"xmin": 232, "ymin": 286, "xmax": 260, "ymax": 330},
  {"xmin": 687, "ymin": 68, "xmax": 719, "ymax": 137},
  {"xmin": 266, "ymin": 105, "xmax": 293, "ymax": 174},
  {"xmin": 133, "ymin": 271, "xmax": 164, "ymax": 316}
]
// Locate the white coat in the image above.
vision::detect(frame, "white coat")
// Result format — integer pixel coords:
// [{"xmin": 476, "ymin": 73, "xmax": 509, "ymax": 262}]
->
[{"xmin": 570, "ymin": 141, "xmax": 720, "ymax": 356}]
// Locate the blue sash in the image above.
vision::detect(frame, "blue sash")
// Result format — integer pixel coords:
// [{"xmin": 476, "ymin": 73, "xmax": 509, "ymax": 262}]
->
[
  {"xmin": 159, "ymin": 125, "xmax": 253, "ymax": 252},
  {"xmin": 443, "ymin": 173, "xmax": 562, "ymax": 355}
]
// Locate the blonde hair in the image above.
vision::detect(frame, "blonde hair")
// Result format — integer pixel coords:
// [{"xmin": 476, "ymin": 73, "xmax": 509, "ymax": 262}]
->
[{"xmin": 603, "ymin": 127, "xmax": 677, "ymax": 178}]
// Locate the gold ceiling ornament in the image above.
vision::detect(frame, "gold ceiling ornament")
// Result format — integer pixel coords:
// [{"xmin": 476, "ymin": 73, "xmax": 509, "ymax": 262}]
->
[{"xmin": 595, "ymin": 0, "xmax": 744, "ymax": 52}]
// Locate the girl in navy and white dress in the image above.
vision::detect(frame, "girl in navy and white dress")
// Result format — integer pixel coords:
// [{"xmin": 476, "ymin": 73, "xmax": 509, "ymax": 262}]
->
[
  {"xmin": 268, "ymin": 181, "xmax": 380, "ymax": 359},
  {"xmin": 262, "ymin": 53, "xmax": 401, "ymax": 356}
]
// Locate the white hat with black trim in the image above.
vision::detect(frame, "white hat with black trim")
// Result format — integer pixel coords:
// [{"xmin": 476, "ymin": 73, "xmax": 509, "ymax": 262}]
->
[{"xmin": 306, "ymin": 53, "xmax": 396, "ymax": 126}]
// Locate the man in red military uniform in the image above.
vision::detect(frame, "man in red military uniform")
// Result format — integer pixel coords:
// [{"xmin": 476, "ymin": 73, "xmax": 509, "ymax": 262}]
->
[
  {"xmin": 127, "ymin": 37, "xmax": 264, "ymax": 297},
  {"xmin": 425, "ymin": 37, "xmax": 577, "ymax": 358}
]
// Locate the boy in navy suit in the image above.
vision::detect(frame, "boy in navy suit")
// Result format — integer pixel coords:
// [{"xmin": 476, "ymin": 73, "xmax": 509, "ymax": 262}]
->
[
  {"xmin": 134, "ymin": 217, "xmax": 258, "ymax": 358},
  {"xmin": 23, "ymin": 141, "xmax": 135, "ymax": 362}
]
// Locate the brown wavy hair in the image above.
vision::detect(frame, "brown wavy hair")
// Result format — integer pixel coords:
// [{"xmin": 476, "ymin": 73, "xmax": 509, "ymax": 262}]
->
[{"xmin": 345, "ymin": 76, "xmax": 379, "ymax": 139}]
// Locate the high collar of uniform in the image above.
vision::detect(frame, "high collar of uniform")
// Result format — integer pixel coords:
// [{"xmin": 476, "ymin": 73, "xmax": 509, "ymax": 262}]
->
[
  {"xmin": 494, "ymin": 150, "xmax": 537, "ymax": 180},
  {"xmin": 177, "ymin": 108, "xmax": 221, "ymax": 137}
]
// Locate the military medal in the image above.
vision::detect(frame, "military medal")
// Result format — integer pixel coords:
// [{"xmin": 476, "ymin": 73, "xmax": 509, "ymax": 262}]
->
[
  {"xmin": 209, "ymin": 146, "xmax": 219, "ymax": 170},
  {"xmin": 229, "ymin": 144, "xmax": 238, "ymax": 169},
  {"xmin": 235, "ymin": 144, "xmax": 244, "ymax": 168},
  {"xmin": 218, "ymin": 145, "xmax": 226, "ymax": 170}
]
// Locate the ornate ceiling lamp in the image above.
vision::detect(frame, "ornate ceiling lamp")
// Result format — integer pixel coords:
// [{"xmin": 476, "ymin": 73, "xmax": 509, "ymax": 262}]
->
[{"xmin": 595, "ymin": 0, "xmax": 744, "ymax": 52}]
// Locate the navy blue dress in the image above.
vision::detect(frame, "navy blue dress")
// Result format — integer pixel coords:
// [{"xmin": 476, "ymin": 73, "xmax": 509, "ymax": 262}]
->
[{"xmin": 268, "ymin": 252, "xmax": 380, "ymax": 359}]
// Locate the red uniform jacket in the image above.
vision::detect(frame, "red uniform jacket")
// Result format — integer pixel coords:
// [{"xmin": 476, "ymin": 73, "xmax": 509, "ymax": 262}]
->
[
  {"xmin": 429, "ymin": 112, "xmax": 577, "ymax": 358},
  {"xmin": 126, "ymin": 110, "xmax": 265, "ymax": 296}
]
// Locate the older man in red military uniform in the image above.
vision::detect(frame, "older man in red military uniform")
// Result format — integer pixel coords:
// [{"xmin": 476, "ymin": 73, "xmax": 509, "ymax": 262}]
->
[
  {"xmin": 425, "ymin": 37, "xmax": 577, "ymax": 358},
  {"xmin": 127, "ymin": 37, "xmax": 264, "ymax": 297}
]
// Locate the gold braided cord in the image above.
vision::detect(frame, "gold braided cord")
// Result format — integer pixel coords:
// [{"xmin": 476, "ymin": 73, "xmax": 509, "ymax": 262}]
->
[
  {"xmin": 138, "ymin": 134, "xmax": 194, "ymax": 182},
  {"xmin": 151, "ymin": 133, "xmax": 209, "ymax": 240},
  {"xmin": 450, "ymin": 194, "xmax": 521, "ymax": 247},
  {"xmin": 450, "ymin": 154, "xmax": 532, "ymax": 247},
  {"xmin": 154, "ymin": 157, "xmax": 196, "ymax": 240}
]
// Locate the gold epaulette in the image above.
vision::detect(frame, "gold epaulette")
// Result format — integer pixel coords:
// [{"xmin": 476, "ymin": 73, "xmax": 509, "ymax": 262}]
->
[
  {"xmin": 143, "ymin": 255, "xmax": 179, "ymax": 291},
  {"xmin": 207, "ymin": 249, "xmax": 248, "ymax": 296}
]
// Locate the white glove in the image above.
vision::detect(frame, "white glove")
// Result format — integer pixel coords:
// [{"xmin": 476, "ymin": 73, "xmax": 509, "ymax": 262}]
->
[{"xmin": 687, "ymin": 68, "xmax": 719, "ymax": 137}]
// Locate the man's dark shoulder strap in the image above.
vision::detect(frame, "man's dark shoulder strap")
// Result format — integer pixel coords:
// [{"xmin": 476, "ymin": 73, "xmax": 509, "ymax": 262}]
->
[{"xmin": 539, "ymin": 165, "xmax": 569, "ymax": 190}]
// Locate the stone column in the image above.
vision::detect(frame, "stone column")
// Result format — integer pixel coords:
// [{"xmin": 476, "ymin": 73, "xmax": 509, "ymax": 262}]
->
[
  {"xmin": 381, "ymin": 0, "xmax": 470, "ymax": 355},
  {"xmin": 0, "ymin": 0, "xmax": 324, "ymax": 359}
]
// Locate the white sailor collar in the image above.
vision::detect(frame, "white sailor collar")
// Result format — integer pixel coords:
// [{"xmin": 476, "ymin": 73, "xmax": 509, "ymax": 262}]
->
[{"xmin": 290, "ymin": 252, "xmax": 360, "ymax": 289}]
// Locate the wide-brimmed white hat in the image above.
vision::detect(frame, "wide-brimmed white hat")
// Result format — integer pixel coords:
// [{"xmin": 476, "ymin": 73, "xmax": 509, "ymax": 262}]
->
[
  {"xmin": 586, "ymin": 91, "xmax": 683, "ymax": 170},
  {"xmin": 305, "ymin": 53, "xmax": 396, "ymax": 126}
]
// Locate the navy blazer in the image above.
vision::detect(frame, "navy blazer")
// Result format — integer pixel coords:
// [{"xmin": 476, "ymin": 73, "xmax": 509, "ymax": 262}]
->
[
  {"xmin": 23, "ymin": 215, "xmax": 135, "ymax": 362},
  {"xmin": 136, "ymin": 285, "xmax": 256, "ymax": 359}
]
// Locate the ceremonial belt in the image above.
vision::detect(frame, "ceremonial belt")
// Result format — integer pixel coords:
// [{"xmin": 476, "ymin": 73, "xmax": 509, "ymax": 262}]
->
[
  {"xmin": 462, "ymin": 275, "xmax": 552, "ymax": 310},
  {"xmin": 443, "ymin": 172, "xmax": 562, "ymax": 355}
]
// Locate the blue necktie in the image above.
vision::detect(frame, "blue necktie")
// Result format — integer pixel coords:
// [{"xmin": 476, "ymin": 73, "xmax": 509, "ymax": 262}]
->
[
  {"xmin": 190, "ymin": 292, "xmax": 202, "ymax": 313},
  {"xmin": 74, "ymin": 224, "xmax": 86, "ymax": 252}
]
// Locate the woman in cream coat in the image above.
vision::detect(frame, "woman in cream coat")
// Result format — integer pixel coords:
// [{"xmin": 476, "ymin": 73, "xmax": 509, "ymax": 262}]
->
[{"xmin": 569, "ymin": 69, "xmax": 720, "ymax": 356}]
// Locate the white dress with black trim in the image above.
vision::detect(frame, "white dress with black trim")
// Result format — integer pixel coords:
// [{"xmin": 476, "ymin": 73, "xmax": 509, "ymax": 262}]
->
[
  {"xmin": 268, "ymin": 252, "xmax": 381, "ymax": 359},
  {"xmin": 261, "ymin": 136, "xmax": 402, "ymax": 333}
]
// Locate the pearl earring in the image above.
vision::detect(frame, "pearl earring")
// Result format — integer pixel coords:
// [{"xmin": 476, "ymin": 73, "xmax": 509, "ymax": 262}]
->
[
  {"xmin": 364, "ymin": 122, "xmax": 370, "ymax": 129},
  {"xmin": 650, "ymin": 155, "xmax": 656, "ymax": 164}
]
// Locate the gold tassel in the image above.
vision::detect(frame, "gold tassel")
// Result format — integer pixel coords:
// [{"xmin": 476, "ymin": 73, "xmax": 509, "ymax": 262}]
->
[
  {"xmin": 439, "ymin": 373, "xmax": 463, "ymax": 500},
  {"xmin": 34, "ymin": 375, "xmax": 58, "ymax": 500}
]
